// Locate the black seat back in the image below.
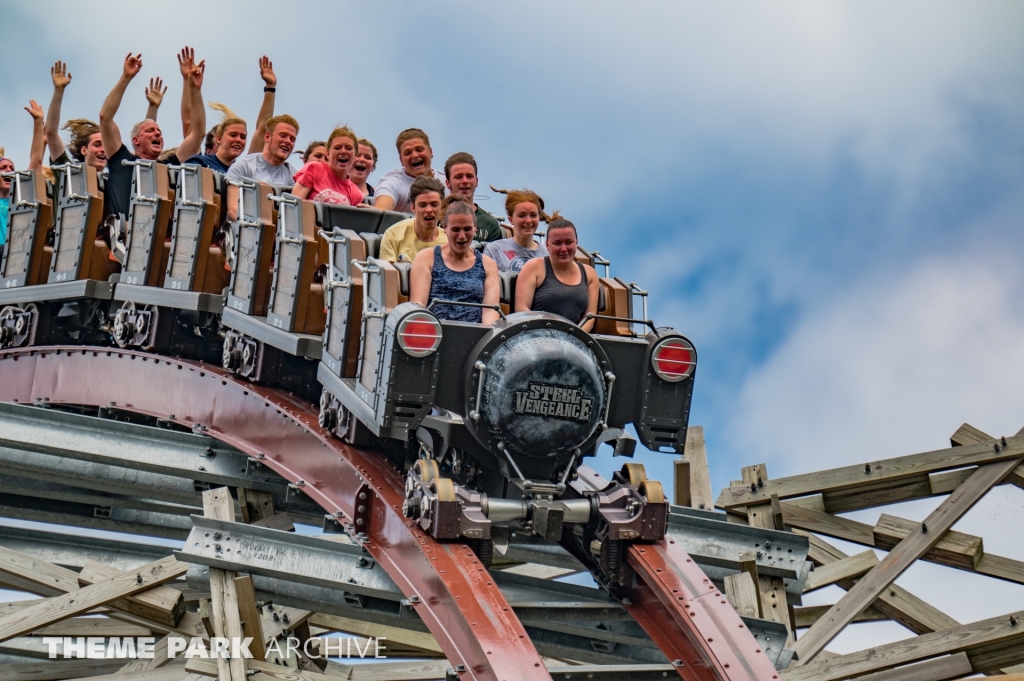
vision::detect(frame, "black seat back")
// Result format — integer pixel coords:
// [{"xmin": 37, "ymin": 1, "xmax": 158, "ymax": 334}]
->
[
  {"xmin": 319, "ymin": 203, "xmax": 384, "ymax": 234},
  {"xmin": 499, "ymin": 271, "xmax": 518, "ymax": 306},
  {"xmin": 377, "ymin": 210, "xmax": 411, "ymax": 234}
]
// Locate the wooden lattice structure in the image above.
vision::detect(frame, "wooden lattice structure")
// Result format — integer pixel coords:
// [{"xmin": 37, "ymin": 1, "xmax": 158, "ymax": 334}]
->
[{"xmin": 699, "ymin": 423, "xmax": 1024, "ymax": 680}]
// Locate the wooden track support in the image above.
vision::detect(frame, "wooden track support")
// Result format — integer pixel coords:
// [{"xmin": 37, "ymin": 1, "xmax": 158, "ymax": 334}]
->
[{"xmin": 203, "ymin": 488, "xmax": 247, "ymax": 681}]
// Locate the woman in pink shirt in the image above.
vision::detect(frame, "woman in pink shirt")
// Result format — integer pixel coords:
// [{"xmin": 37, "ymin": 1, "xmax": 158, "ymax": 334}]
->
[{"xmin": 291, "ymin": 126, "xmax": 364, "ymax": 206}]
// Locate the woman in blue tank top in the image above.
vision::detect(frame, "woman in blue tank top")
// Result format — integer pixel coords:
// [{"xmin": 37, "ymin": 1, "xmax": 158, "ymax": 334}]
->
[
  {"xmin": 410, "ymin": 194, "xmax": 500, "ymax": 324},
  {"xmin": 515, "ymin": 214, "xmax": 599, "ymax": 331}
]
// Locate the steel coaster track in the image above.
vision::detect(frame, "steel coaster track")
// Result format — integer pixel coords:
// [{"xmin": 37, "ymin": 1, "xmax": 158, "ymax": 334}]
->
[{"xmin": 0, "ymin": 346, "xmax": 779, "ymax": 681}]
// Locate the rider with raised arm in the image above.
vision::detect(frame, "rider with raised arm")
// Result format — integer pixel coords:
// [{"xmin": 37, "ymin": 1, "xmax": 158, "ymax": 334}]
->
[
  {"xmin": 44, "ymin": 61, "xmax": 106, "ymax": 196},
  {"xmin": 25, "ymin": 100, "xmax": 46, "ymax": 172},
  {"xmin": 247, "ymin": 56, "xmax": 277, "ymax": 155},
  {"xmin": 98, "ymin": 50, "xmax": 206, "ymax": 221},
  {"xmin": 144, "ymin": 76, "xmax": 166, "ymax": 124}
]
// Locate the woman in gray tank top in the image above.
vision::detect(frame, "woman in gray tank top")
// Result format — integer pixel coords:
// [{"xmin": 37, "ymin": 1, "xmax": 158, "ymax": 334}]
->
[{"xmin": 515, "ymin": 214, "xmax": 599, "ymax": 331}]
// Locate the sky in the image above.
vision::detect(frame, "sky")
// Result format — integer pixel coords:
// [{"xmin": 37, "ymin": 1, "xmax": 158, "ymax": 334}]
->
[{"xmin": 2, "ymin": 0, "xmax": 1024, "ymax": 659}]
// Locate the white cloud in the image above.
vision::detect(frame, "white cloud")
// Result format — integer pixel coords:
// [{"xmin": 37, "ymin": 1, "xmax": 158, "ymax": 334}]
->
[
  {"xmin": 732, "ymin": 250, "xmax": 1024, "ymax": 472},
  {"xmin": 728, "ymin": 244, "xmax": 1024, "ymax": 653}
]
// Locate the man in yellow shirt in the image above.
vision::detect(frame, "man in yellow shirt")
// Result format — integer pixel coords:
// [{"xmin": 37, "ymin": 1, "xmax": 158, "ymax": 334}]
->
[{"xmin": 379, "ymin": 176, "xmax": 448, "ymax": 262}]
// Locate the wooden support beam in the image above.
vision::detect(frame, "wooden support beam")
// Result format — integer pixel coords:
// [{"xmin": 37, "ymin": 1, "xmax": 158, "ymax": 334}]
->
[
  {"xmin": 798, "ymin": 531, "xmax": 961, "ymax": 634},
  {"xmin": 198, "ymin": 599, "xmax": 215, "ymax": 639},
  {"xmin": 1007, "ymin": 465, "xmax": 1024, "ymax": 490},
  {"xmin": 682, "ymin": 426, "xmax": 714, "ymax": 510},
  {"xmin": 788, "ymin": 507, "xmax": 1024, "ymax": 584},
  {"xmin": 309, "ymin": 613, "xmax": 443, "ymax": 656},
  {"xmin": 193, "ymin": 656, "xmax": 454, "ymax": 681},
  {"xmin": 0, "ymin": 548, "xmax": 207, "ymax": 643},
  {"xmin": 260, "ymin": 604, "xmax": 312, "ymax": 644},
  {"xmin": 719, "ymin": 436, "xmax": 1024, "ymax": 510},
  {"xmin": 783, "ymin": 610, "xmax": 1024, "ymax": 681},
  {"xmin": 801, "ymin": 513, "xmax": 1024, "ymax": 677},
  {"xmin": 792, "ymin": 457, "xmax": 1023, "ymax": 663},
  {"xmin": 203, "ymin": 487, "xmax": 247, "ymax": 681},
  {"xmin": 187, "ymin": 657, "xmax": 330, "ymax": 680},
  {"xmin": 59, "ymin": 667, "xmax": 189, "ymax": 681},
  {"xmin": 0, "ymin": 546, "xmax": 82, "ymax": 593},
  {"xmin": 0, "ymin": 658, "xmax": 127, "ymax": 681},
  {"xmin": 741, "ymin": 464, "xmax": 794, "ymax": 642},
  {"xmin": 855, "ymin": 652, "xmax": 973, "ymax": 681},
  {"xmin": 873, "ymin": 514, "xmax": 983, "ymax": 571},
  {"xmin": 233, "ymin": 575, "xmax": 266, "ymax": 660},
  {"xmin": 976, "ymin": 554, "xmax": 1024, "ymax": 585},
  {"xmin": 782, "ymin": 503, "xmax": 877, "ymax": 546},
  {"xmin": 771, "ymin": 494, "xmax": 785, "ymax": 531},
  {"xmin": 793, "ymin": 604, "xmax": 887, "ymax": 628},
  {"xmin": 29, "ymin": 617, "xmax": 152, "ymax": 637},
  {"xmin": 738, "ymin": 550, "xmax": 761, "ymax": 597},
  {"xmin": 950, "ymin": 423, "xmax": 995, "ymax": 447},
  {"xmin": 236, "ymin": 488, "xmax": 275, "ymax": 524},
  {"xmin": 724, "ymin": 572, "xmax": 760, "ymax": 618},
  {"xmin": 950, "ymin": 423, "xmax": 1024, "ymax": 491},
  {"xmin": 803, "ymin": 550, "xmax": 879, "ymax": 593},
  {"xmin": 251, "ymin": 513, "xmax": 295, "ymax": 532},
  {"xmin": 673, "ymin": 457, "xmax": 691, "ymax": 507},
  {"xmin": 115, "ymin": 634, "xmax": 176, "ymax": 674},
  {"xmin": 0, "ymin": 555, "xmax": 187, "ymax": 643},
  {"xmin": 345, "ymin": 661, "xmax": 460, "ymax": 681},
  {"xmin": 78, "ymin": 560, "xmax": 185, "ymax": 626}
]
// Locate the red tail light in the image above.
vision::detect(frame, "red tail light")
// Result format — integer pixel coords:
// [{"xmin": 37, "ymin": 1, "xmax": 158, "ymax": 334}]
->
[
  {"xmin": 651, "ymin": 337, "xmax": 695, "ymax": 382},
  {"xmin": 397, "ymin": 313, "xmax": 442, "ymax": 357}
]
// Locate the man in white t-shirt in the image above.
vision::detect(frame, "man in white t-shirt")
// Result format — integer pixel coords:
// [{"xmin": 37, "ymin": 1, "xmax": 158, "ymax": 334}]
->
[
  {"xmin": 372, "ymin": 128, "xmax": 445, "ymax": 213},
  {"xmin": 225, "ymin": 114, "xmax": 299, "ymax": 220}
]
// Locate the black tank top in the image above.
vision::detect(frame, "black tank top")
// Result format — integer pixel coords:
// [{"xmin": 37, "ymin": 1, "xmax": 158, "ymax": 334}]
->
[{"xmin": 531, "ymin": 257, "xmax": 589, "ymax": 324}]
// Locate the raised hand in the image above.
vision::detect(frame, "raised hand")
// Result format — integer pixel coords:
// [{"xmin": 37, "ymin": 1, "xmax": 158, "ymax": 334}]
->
[
  {"xmin": 190, "ymin": 61, "xmax": 206, "ymax": 90},
  {"xmin": 123, "ymin": 53, "xmax": 143, "ymax": 79},
  {"xmin": 51, "ymin": 61, "xmax": 72, "ymax": 89},
  {"xmin": 258, "ymin": 55, "xmax": 276, "ymax": 88},
  {"xmin": 25, "ymin": 99, "xmax": 44, "ymax": 120},
  {"xmin": 177, "ymin": 46, "xmax": 195, "ymax": 80},
  {"xmin": 145, "ymin": 77, "xmax": 167, "ymax": 107}
]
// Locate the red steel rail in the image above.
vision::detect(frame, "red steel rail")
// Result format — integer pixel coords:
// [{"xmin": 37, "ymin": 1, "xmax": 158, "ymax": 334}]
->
[
  {"xmin": 0, "ymin": 346, "xmax": 780, "ymax": 680},
  {"xmin": 622, "ymin": 541, "xmax": 781, "ymax": 681}
]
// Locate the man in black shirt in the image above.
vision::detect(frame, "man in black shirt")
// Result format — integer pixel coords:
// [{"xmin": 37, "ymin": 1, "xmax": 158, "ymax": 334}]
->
[{"xmin": 99, "ymin": 49, "xmax": 206, "ymax": 221}]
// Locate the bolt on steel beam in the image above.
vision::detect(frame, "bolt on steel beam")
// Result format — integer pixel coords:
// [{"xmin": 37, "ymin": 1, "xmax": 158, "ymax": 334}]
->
[{"xmin": 668, "ymin": 505, "xmax": 809, "ymax": 582}]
